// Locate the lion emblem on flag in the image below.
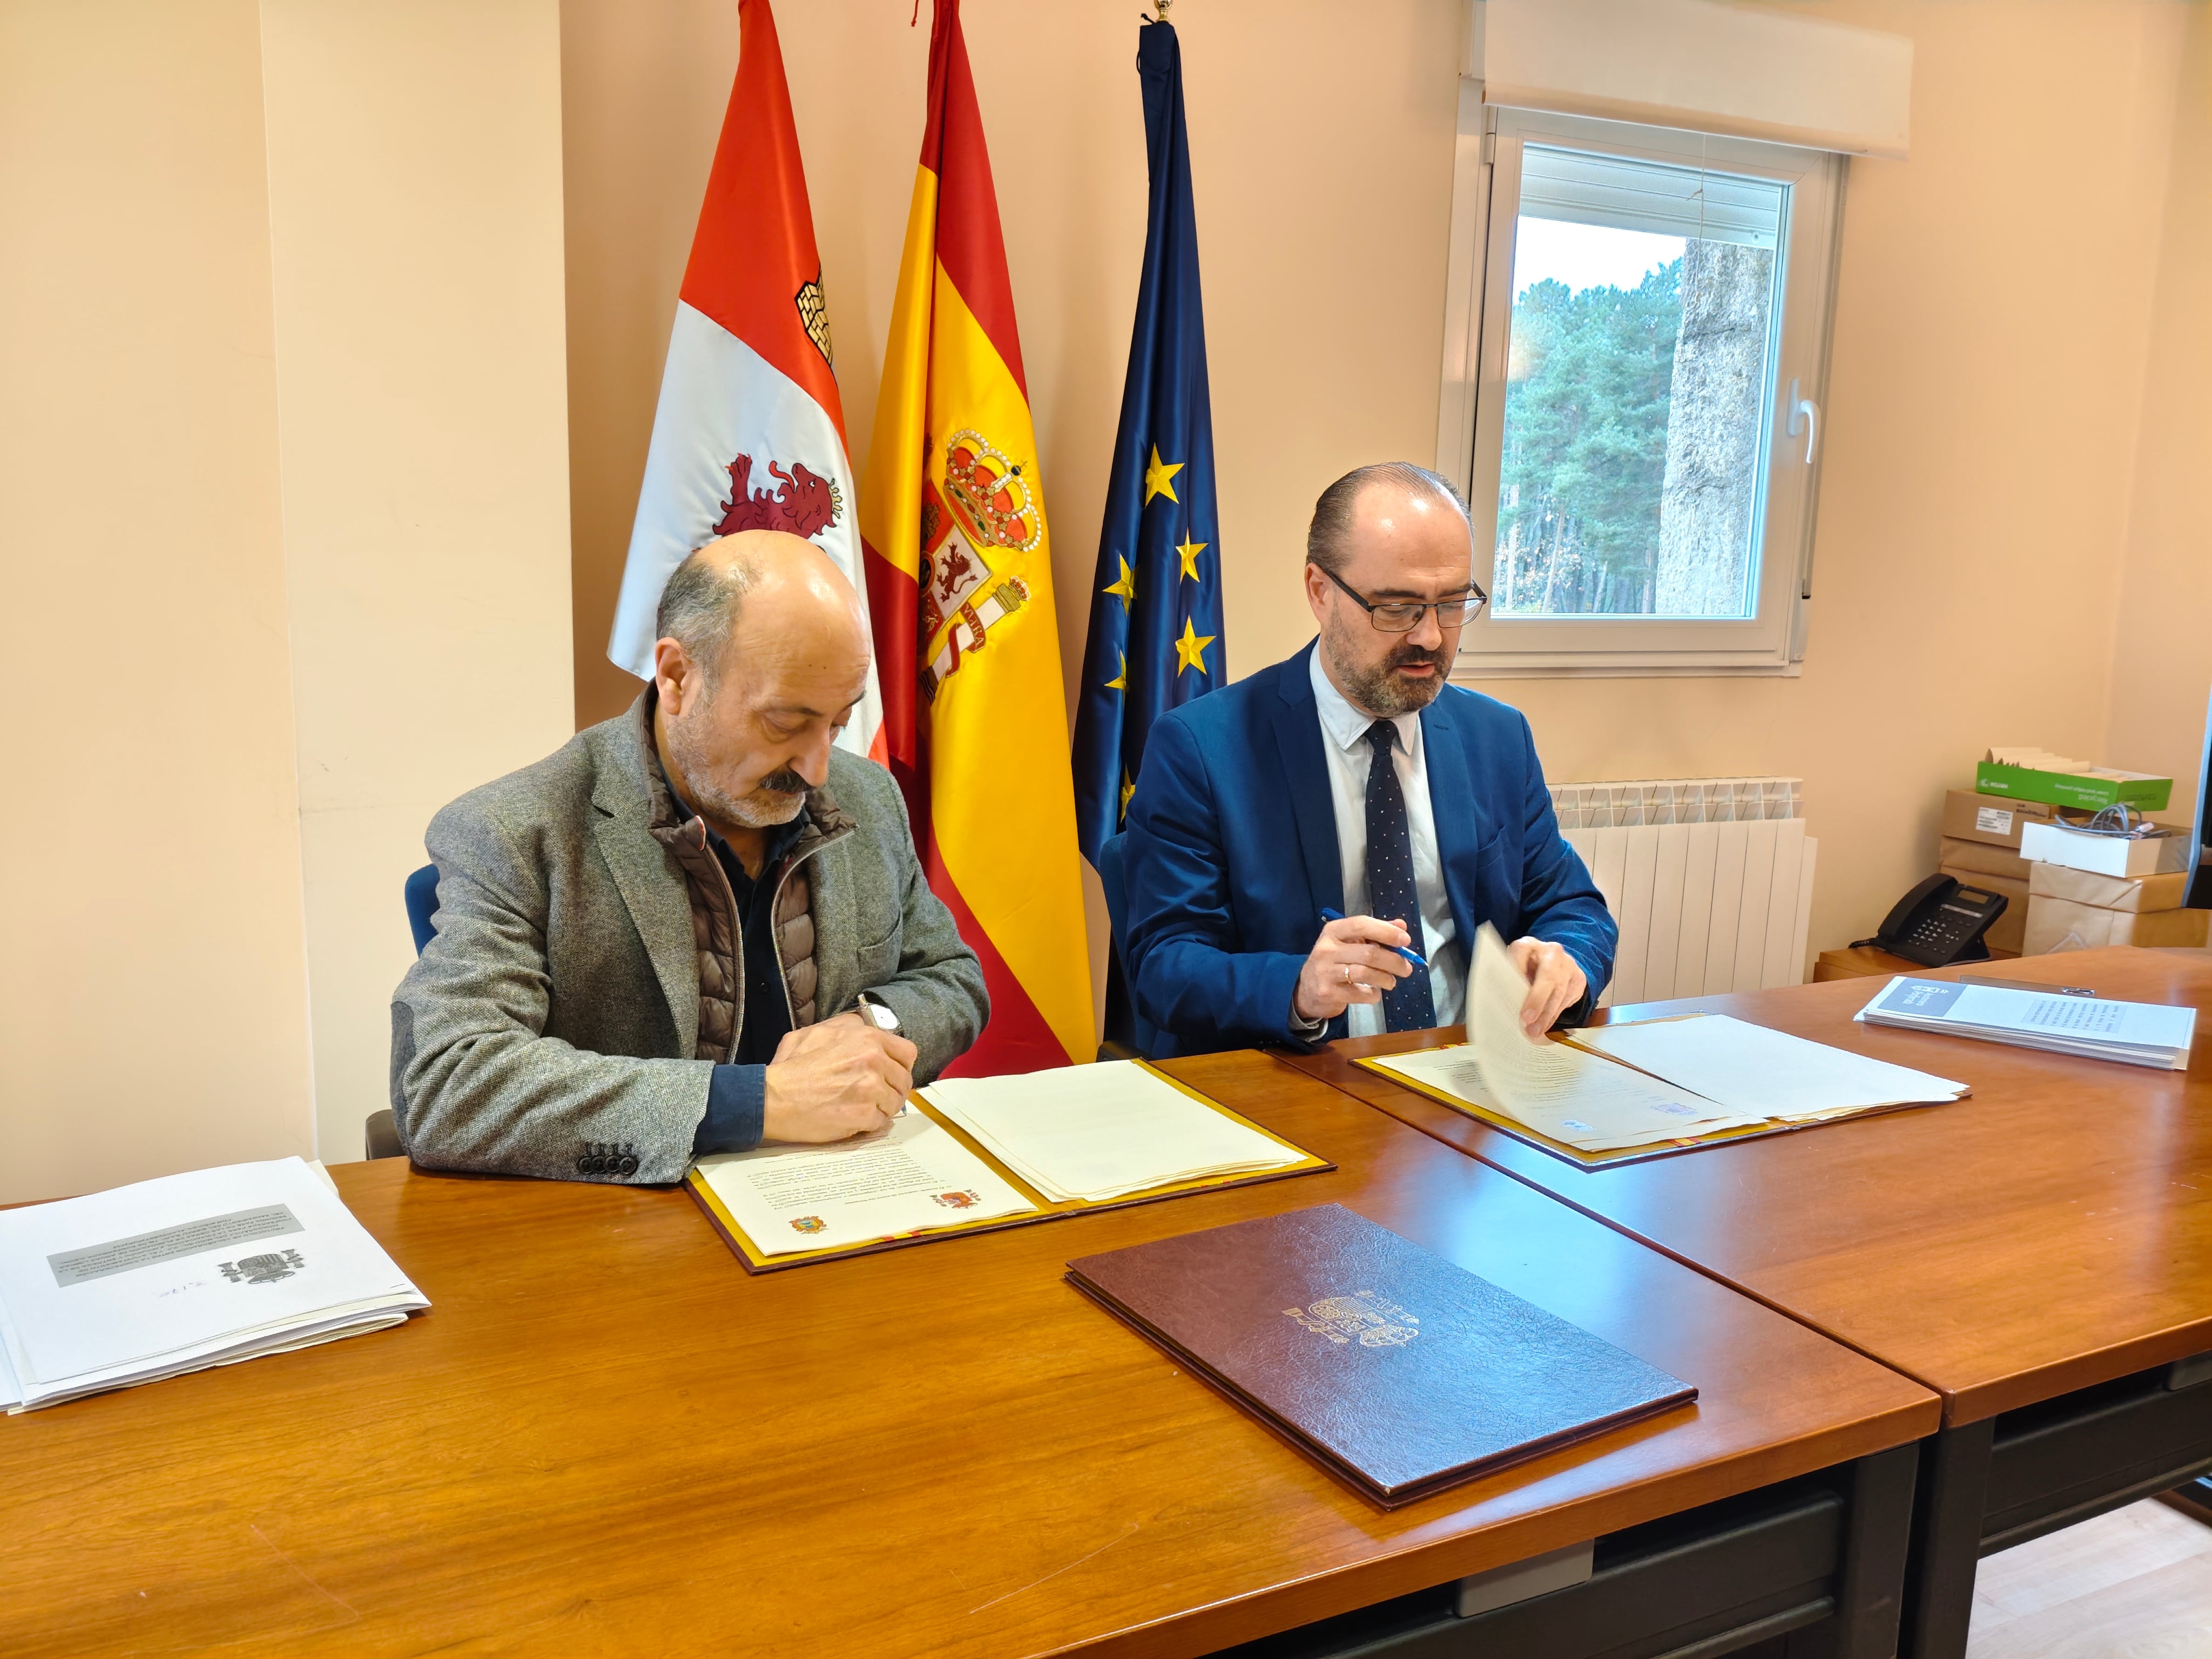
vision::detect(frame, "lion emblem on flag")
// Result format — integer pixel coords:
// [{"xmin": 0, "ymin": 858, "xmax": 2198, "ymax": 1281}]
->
[{"xmin": 713, "ymin": 454, "xmax": 844, "ymax": 541}]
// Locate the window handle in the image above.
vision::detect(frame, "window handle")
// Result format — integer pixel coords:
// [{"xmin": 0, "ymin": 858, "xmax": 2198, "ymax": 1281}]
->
[{"xmin": 1786, "ymin": 378, "xmax": 1819, "ymax": 465}]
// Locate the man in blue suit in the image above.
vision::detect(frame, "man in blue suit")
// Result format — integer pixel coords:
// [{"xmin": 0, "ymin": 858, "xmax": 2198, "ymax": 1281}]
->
[{"xmin": 1122, "ymin": 461, "xmax": 1615, "ymax": 1057}]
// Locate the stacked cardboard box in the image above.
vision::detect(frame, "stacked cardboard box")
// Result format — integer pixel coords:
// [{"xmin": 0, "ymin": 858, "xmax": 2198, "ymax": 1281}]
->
[
  {"xmin": 2021, "ymin": 864, "xmax": 2210, "ymax": 953},
  {"xmin": 1936, "ymin": 791, "xmax": 2085, "ymax": 954}
]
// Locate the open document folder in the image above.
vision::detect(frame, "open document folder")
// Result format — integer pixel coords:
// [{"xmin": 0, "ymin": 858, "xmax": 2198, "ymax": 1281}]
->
[
  {"xmin": 1363, "ymin": 926, "xmax": 1966, "ymax": 1156},
  {"xmin": 0, "ymin": 1157, "xmax": 428, "ymax": 1412},
  {"xmin": 688, "ymin": 1061, "xmax": 1328, "ymax": 1270}
]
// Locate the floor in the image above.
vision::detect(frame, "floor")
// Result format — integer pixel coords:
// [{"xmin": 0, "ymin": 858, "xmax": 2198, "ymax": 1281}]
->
[{"xmin": 1967, "ymin": 1500, "xmax": 2212, "ymax": 1658}]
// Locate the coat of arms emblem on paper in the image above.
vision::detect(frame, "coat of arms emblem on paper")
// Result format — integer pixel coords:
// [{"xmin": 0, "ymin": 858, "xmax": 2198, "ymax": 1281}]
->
[
  {"xmin": 788, "ymin": 1216, "xmax": 829, "ymax": 1236},
  {"xmin": 932, "ymin": 1190, "xmax": 982, "ymax": 1209},
  {"xmin": 1283, "ymin": 1290, "xmax": 1421, "ymax": 1348},
  {"xmin": 219, "ymin": 1250, "xmax": 305, "ymax": 1285}
]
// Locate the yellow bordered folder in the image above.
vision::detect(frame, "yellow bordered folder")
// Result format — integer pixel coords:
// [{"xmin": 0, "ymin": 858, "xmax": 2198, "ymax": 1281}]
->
[{"xmin": 686, "ymin": 1060, "xmax": 1332, "ymax": 1272}]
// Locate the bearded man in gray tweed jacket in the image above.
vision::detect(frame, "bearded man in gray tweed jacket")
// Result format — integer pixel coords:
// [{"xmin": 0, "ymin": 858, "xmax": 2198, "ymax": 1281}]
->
[{"xmin": 389, "ymin": 531, "xmax": 989, "ymax": 1184}]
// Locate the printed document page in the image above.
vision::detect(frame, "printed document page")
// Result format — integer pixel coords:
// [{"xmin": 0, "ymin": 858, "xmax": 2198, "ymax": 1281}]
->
[
  {"xmin": 1573, "ymin": 1014, "xmax": 1967, "ymax": 1121},
  {"xmin": 0, "ymin": 1157, "xmax": 426, "ymax": 1410},
  {"xmin": 1864, "ymin": 979, "xmax": 2196, "ymax": 1051},
  {"xmin": 923, "ymin": 1061, "xmax": 1303, "ymax": 1202},
  {"xmin": 1371, "ymin": 927, "xmax": 1766, "ymax": 1152},
  {"xmin": 694, "ymin": 1108, "xmax": 1037, "ymax": 1255}
]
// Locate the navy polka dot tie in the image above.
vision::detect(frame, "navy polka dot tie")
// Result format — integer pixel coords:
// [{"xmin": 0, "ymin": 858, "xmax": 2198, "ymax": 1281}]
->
[{"xmin": 1365, "ymin": 721, "xmax": 1435, "ymax": 1033}]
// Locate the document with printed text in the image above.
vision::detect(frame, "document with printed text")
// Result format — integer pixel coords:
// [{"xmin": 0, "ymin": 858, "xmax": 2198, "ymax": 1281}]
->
[
  {"xmin": 923, "ymin": 1060, "xmax": 1307, "ymax": 1202},
  {"xmin": 0, "ymin": 1157, "xmax": 428, "ymax": 1412},
  {"xmin": 692, "ymin": 1108, "xmax": 1038, "ymax": 1256},
  {"xmin": 1367, "ymin": 928, "xmax": 1769, "ymax": 1153}
]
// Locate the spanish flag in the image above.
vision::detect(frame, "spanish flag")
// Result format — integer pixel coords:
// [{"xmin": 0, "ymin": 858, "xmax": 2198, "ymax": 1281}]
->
[{"xmin": 860, "ymin": 0, "xmax": 1094, "ymax": 1074}]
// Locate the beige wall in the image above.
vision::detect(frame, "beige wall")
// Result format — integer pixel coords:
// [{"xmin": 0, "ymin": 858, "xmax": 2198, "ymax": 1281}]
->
[
  {"xmin": 260, "ymin": 0, "xmax": 576, "ymax": 1165},
  {"xmin": 2105, "ymin": 0, "xmax": 2212, "ymax": 832},
  {"xmin": 563, "ymin": 0, "xmax": 2201, "ymax": 982},
  {"xmin": 1, "ymin": 0, "xmax": 574, "ymax": 1196},
  {"xmin": 0, "ymin": 2, "xmax": 317, "ymax": 1203}
]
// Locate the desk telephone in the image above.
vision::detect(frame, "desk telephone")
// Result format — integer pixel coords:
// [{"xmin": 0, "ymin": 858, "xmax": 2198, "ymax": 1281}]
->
[{"xmin": 1865, "ymin": 875, "xmax": 2009, "ymax": 968}]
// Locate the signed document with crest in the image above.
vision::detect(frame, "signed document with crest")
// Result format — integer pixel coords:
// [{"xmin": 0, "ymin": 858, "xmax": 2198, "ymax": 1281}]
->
[
  {"xmin": 691, "ymin": 1108, "xmax": 1039, "ymax": 1258},
  {"xmin": 686, "ymin": 1063, "xmax": 1331, "ymax": 1272},
  {"xmin": 1065, "ymin": 1204, "xmax": 1695, "ymax": 1508},
  {"xmin": 0, "ymin": 1157, "xmax": 429, "ymax": 1413}
]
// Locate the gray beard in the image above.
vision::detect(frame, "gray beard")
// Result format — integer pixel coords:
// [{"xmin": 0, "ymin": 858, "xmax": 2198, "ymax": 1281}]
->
[
  {"xmin": 663, "ymin": 719, "xmax": 809, "ymax": 829},
  {"xmin": 1321, "ymin": 613, "xmax": 1449, "ymax": 717}
]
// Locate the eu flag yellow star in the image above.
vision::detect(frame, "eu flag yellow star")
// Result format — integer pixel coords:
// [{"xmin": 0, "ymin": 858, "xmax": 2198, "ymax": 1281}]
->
[
  {"xmin": 1120, "ymin": 768, "xmax": 1136, "ymax": 820},
  {"xmin": 1174, "ymin": 616, "xmax": 1215, "ymax": 678},
  {"xmin": 1101, "ymin": 555, "xmax": 1136, "ymax": 606},
  {"xmin": 1142, "ymin": 446, "xmax": 1183, "ymax": 507},
  {"xmin": 1176, "ymin": 532, "xmax": 1207, "ymax": 582},
  {"xmin": 1104, "ymin": 649, "xmax": 1127, "ymax": 692}
]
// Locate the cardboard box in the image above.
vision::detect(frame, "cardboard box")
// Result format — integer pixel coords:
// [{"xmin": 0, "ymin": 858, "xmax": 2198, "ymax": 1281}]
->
[
  {"xmin": 2019, "ymin": 820, "xmax": 2193, "ymax": 879},
  {"xmin": 1938, "ymin": 836, "xmax": 2031, "ymax": 883},
  {"xmin": 2026, "ymin": 862, "xmax": 2189, "ymax": 914},
  {"xmin": 1939, "ymin": 790, "xmax": 2077, "ymax": 851},
  {"xmin": 2022, "ymin": 898, "xmax": 2211, "ymax": 955},
  {"xmin": 1939, "ymin": 866, "xmax": 2027, "ymax": 955},
  {"xmin": 1977, "ymin": 748, "xmax": 2173, "ymax": 813}
]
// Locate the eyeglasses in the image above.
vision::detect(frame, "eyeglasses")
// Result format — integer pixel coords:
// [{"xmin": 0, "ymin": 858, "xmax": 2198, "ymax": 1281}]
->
[{"xmin": 1314, "ymin": 564, "xmax": 1488, "ymax": 632}]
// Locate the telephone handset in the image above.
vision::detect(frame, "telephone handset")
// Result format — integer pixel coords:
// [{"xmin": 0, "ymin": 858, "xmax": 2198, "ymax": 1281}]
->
[{"xmin": 1870, "ymin": 874, "xmax": 2008, "ymax": 968}]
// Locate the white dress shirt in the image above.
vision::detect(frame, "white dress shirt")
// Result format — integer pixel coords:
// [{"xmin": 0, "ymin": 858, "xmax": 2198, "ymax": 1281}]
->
[{"xmin": 1308, "ymin": 649, "xmax": 1465, "ymax": 1036}]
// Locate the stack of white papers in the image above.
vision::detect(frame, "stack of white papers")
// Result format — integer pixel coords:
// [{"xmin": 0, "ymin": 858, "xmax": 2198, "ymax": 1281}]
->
[
  {"xmin": 0, "ymin": 1157, "xmax": 428, "ymax": 1412},
  {"xmin": 1857, "ymin": 976, "xmax": 2196, "ymax": 1070},
  {"xmin": 1572, "ymin": 1014, "xmax": 1967, "ymax": 1122},
  {"xmin": 922, "ymin": 1061, "xmax": 1305, "ymax": 1202}
]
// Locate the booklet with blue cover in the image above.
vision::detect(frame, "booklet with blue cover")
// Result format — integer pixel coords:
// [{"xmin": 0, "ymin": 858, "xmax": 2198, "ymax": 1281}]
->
[{"xmin": 1856, "ymin": 976, "xmax": 2196, "ymax": 1070}]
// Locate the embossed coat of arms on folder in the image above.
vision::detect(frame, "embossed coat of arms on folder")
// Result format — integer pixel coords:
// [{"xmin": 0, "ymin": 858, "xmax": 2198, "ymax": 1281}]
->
[{"xmin": 1065, "ymin": 1204, "xmax": 1695, "ymax": 1507}]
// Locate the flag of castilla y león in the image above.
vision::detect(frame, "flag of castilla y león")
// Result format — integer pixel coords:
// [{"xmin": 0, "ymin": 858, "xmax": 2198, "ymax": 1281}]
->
[
  {"xmin": 608, "ymin": 0, "xmax": 885, "ymax": 762},
  {"xmin": 860, "ymin": 0, "xmax": 1095, "ymax": 1073}
]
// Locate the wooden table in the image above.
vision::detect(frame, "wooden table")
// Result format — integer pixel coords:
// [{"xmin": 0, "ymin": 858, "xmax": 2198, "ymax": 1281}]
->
[
  {"xmin": 1286, "ymin": 946, "xmax": 2212, "ymax": 1658},
  {"xmin": 0, "ymin": 1052, "xmax": 1934, "ymax": 1659}
]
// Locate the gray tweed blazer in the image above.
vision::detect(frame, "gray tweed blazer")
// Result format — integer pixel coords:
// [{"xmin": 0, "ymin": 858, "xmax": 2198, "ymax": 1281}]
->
[{"xmin": 389, "ymin": 695, "xmax": 989, "ymax": 1184}]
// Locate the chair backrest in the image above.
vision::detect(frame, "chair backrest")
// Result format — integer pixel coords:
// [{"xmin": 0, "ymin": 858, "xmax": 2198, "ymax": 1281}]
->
[
  {"xmin": 1097, "ymin": 832, "xmax": 1130, "ymax": 968},
  {"xmin": 1096, "ymin": 833, "xmax": 1158, "ymax": 1056},
  {"xmin": 404, "ymin": 863, "xmax": 440, "ymax": 956}
]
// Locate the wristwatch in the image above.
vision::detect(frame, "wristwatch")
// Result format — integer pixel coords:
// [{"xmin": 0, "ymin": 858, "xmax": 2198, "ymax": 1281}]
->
[{"xmin": 855, "ymin": 990, "xmax": 902, "ymax": 1033}]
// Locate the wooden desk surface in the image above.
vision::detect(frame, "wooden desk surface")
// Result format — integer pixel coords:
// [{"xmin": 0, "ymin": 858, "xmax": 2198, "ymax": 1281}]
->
[
  {"xmin": 1289, "ymin": 947, "xmax": 2212, "ymax": 1428},
  {"xmin": 0, "ymin": 1051, "xmax": 1933, "ymax": 1659}
]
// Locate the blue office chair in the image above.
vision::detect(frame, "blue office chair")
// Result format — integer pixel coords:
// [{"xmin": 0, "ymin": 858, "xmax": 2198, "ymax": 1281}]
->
[
  {"xmin": 1096, "ymin": 833, "xmax": 1157, "ymax": 1060},
  {"xmin": 367, "ymin": 862, "xmax": 441, "ymax": 1161},
  {"xmin": 404, "ymin": 862, "xmax": 440, "ymax": 954}
]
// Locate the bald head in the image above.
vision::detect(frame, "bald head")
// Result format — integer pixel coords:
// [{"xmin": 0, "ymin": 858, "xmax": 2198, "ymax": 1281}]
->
[
  {"xmin": 650, "ymin": 531, "xmax": 873, "ymax": 839},
  {"xmin": 656, "ymin": 530, "xmax": 866, "ymax": 689}
]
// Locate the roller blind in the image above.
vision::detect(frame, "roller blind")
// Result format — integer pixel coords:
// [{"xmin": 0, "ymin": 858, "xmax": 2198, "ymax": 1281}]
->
[
  {"xmin": 1518, "ymin": 145, "xmax": 1785, "ymax": 249},
  {"xmin": 1477, "ymin": 0, "xmax": 1912, "ymax": 159}
]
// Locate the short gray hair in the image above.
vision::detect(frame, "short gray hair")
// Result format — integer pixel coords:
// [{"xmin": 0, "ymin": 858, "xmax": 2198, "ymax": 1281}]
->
[
  {"xmin": 1306, "ymin": 462, "xmax": 1472, "ymax": 576},
  {"xmin": 655, "ymin": 549, "xmax": 760, "ymax": 687}
]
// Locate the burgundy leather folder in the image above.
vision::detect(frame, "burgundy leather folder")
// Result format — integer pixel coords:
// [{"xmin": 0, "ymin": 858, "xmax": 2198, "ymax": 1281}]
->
[{"xmin": 1065, "ymin": 1203, "xmax": 1696, "ymax": 1507}]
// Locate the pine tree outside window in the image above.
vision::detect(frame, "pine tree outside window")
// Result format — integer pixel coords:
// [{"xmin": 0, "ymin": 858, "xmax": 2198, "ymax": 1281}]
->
[{"xmin": 1438, "ymin": 105, "xmax": 1846, "ymax": 676}]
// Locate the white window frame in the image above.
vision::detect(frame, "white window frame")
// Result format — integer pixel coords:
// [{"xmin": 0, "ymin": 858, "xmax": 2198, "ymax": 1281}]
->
[{"xmin": 1437, "ymin": 90, "xmax": 1848, "ymax": 677}]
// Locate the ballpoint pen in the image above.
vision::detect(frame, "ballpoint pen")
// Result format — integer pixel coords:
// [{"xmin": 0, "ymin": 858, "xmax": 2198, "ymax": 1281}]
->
[{"xmin": 1319, "ymin": 907, "xmax": 1429, "ymax": 971}]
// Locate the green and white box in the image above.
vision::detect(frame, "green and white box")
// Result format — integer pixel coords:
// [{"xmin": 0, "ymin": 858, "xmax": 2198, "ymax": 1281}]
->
[{"xmin": 1975, "ymin": 748, "xmax": 2171, "ymax": 813}]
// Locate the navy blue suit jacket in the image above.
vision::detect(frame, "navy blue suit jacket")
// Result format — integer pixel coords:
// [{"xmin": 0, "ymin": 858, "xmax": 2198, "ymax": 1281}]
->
[{"xmin": 1122, "ymin": 642, "xmax": 1616, "ymax": 1057}]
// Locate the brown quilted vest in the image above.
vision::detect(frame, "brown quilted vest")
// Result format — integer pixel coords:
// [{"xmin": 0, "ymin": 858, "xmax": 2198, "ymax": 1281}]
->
[{"xmin": 638, "ymin": 699, "xmax": 855, "ymax": 1062}]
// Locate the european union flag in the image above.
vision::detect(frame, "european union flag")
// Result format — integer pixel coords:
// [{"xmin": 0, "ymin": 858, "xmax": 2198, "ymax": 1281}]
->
[{"xmin": 1073, "ymin": 16, "xmax": 1224, "ymax": 867}]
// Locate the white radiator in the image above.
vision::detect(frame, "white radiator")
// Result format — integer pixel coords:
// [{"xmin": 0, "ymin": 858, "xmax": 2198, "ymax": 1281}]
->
[{"xmin": 1555, "ymin": 777, "xmax": 1817, "ymax": 1009}]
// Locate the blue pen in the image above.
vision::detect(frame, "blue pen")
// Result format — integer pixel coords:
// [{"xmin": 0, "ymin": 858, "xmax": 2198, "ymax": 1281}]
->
[{"xmin": 1320, "ymin": 908, "xmax": 1429, "ymax": 971}]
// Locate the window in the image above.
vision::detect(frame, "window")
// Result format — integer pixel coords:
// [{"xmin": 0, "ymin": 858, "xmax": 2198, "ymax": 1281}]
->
[{"xmin": 1437, "ymin": 102, "xmax": 1846, "ymax": 675}]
